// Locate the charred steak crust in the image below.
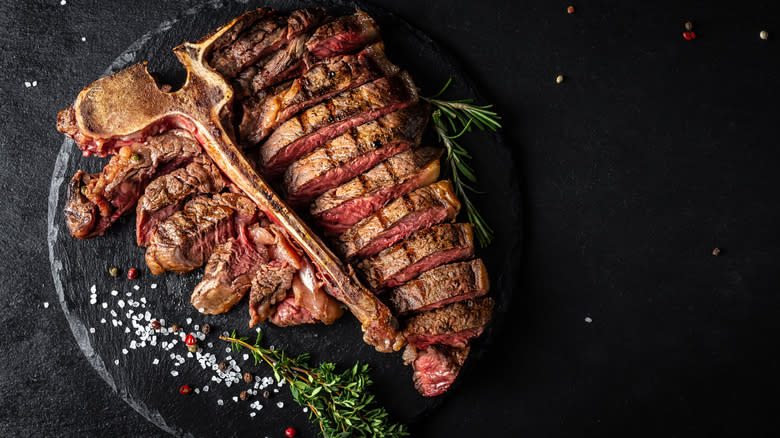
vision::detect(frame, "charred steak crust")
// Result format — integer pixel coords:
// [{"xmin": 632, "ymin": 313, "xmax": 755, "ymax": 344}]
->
[
  {"xmin": 306, "ymin": 10, "xmax": 380, "ymax": 59},
  {"xmin": 240, "ymin": 43, "xmax": 399, "ymax": 144},
  {"xmin": 337, "ymin": 179, "xmax": 460, "ymax": 259},
  {"xmin": 403, "ymin": 297, "xmax": 495, "ymax": 349},
  {"xmin": 387, "ymin": 259, "xmax": 490, "ymax": 315},
  {"xmin": 283, "ymin": 105, "xmax": 429, "ymax": 204},
  {"xmin": 248, "ymin": 262, "xmax": 296, "ymax": 327},
  {"xmin": 311, "ymin": 147, "xmax": 443, "ymax": 234},
  {"xmin": 260, "ymin": 72, "xmax": 419, "ymax": 175},
  {"xmin": 64, "ymin": 171, "xmax": 101, "ymax": 239}
]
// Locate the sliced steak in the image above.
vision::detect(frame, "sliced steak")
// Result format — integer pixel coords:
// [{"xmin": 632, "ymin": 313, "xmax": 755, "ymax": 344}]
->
[
  {"xmin": 209, "ymin": 8, "xmax": 326, "ymax": 78},
  {"xmin": 337, "ymin": 180, "xmax": 459, "ymax": 259},
  {"xmin": 191, "ymin": 235, "xmax": 268, "ymax": 314},
  {"xmin": 403, "ymin": 297, "xmax": 494, "ymax": 349},
  {"xmin": 136, "ymin": 159, "xmax": 225, "ymax": 246},
  {"xmin": 306, "ymin": 10, "xmax": 380, "ymax": 59},
  {"xmin": 388, "ymin": 259, "xmax": 489, "ymax": 315},
  {"xmin": 270, "ymin": 291, "xmax": 317, "ymax": 326},
  {"xmin": 284, "ymin": 105, "xmax": 428, "ymax": 205},
  {"xmin": 246, "ymin": 32, "xmax": 310, "ymax": 93},
  {"xmin": 145, "ymin": 193, "xmax": 257, "ymax": 275},
  {"xmin": 311, "ymin": 147, "xmax": 442, "ymax": 234},
  {"xmin": 356, "ymin": 223, "xmax": 474, "ymax": 290},
  {"xmin": 260, "ymin": 72, "xmax": 418, "ymax": 175},
  {"xmin": 404, "ymin": 344, "xmax": 470, "ymax": 397},
  {"xmin": 63, "ymin": 130, "xmax": 204, "ymax": 239},
  {"xmin": 240, "ymin": 43, "xmax": 398, "ymax": 144},
  {"xmin": 248, "ymin": 261, "xmax": 296, "ymax": 327}
]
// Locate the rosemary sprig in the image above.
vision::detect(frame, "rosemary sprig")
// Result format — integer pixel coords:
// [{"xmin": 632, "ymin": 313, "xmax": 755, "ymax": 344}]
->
[
  {"xmin": 422, "ymin": 78, "xmax": 500, "ymax": 246},
  {"xmin": 221, "ymin": 331, "xmax": 408, "ymax": 438}
]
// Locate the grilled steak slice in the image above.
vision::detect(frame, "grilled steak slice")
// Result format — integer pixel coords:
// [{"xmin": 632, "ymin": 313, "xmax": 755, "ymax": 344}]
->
[
  {"xmin": 240, "ymin": 43, "xmax": 398, "ymax": 144},
  {"xmin": 404, "ymin": 344, "xmax": 470, "ymax": 397},
  {"xmin": 136, "ymin": 159, "xmax": 225, "ymax": 246},
  {"xmin": 246, "ymin": 32, "xmax": 310, "ymax": 93},
  {"xmin": 191, "ymin": 235, "xmax": 268, "ymax": 314},
  {"xmin": 248, "ymin": 261, "xmax": 296, "ymax": 327},
  {"xmin": 337, "ymin": 180, "xmax": 459, "ymax": 259},
  {"xmin": 145, "ymin": 193, "xmax": 257, "ymax": 274},
  {"xmin": 306, "ymin": 10, "xmax": 380, "ymax": 59},
  {"xmin": 271, "ymin": 291, "xmax": 317, "ymax": 326},
  {"xmin": 357, "ymin": 223, "xmax": 474, "ymax": 290},
  {"xmin": 260, "ymin": 72, "xmax": 418, "ymax": 175},
  {"xmin": 388, "ymin": 259, "xmax": 489, "ymax": 315},
  {"xmin": 209, "ymin": 8, "xmax": 325, "ymax": 78},
  {"xmin": 284, "ymin": 105, "xmax": 428, "ymax": 205},
  {"xmin": 403, "ymin": 297, "xmax": 494, "ymax": 349},
  {"xmin": 64, "ymin": 130, "xmax": 204, "ymax": 239},
  {"xmin": 311, "ymin": 147, "xmax": 442, "ymax": 234}
]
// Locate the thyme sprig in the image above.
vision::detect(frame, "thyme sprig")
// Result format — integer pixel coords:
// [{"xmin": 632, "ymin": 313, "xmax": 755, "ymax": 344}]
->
[
  {"xmin": 221, "ymin": 331, "xmax": 408, "ymax": 438},
  {"xmin": 423, "ymin": 78, "xmax": 500, "ymax": 246}
]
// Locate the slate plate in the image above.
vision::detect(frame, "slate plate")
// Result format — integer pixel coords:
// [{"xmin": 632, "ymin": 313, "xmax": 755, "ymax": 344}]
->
[{"xmin": 47, "ymin": 0, "xmax": 521, "ymax": 436}]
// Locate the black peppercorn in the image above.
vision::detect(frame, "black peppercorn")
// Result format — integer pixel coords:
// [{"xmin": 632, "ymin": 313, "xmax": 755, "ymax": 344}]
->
[
  {"xmin": 201, "ymin": 323, "xmax": 211, "ymax": 335},
  {"xmin": 218, "ymin": 362, "xmax": 227, "ymax": 372},
  {"xmin": 170, "ymin": 324, "xmax": 179, "ymax": 333},
  {"xmin": 239, "ymin": 390, "xmax": 249, "ymax": 401},
  {"xmin": 243, "ymin": 372, "xmax": 253, "ymax": 383},
  {"xmin": 262, "ymin": 390, "xmax": 270, "ymax": 399}
]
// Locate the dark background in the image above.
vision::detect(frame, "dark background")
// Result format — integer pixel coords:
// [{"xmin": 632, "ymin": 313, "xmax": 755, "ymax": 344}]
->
[{"xmin": 2, "ymin": 0, "xmax": 779, "ymax": 436}]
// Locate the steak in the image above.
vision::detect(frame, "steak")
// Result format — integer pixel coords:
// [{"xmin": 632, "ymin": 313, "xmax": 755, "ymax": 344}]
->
[
  {"xmin": 260, "ymin": 72, "xmax": 418, "ymax": 175},
  {"xmin": 337, "ymin": 180, "xmax": 460, "ymax": 259},
  {"xmin": 356, "ymin": 223, "xmax": 474, "ymax": 290},
  {"xmin": 306, "ymin": 10, "xmax": 380, "ymax": 59},
  {"xmin": 240, "ymin": 43, "xmax": 398, "ymax": 144},
  {"xmin": 63, "ymin": 130, "xmax": 204, "ymax": 239},
  {"xmin": 190, "ymin": 235, "xmax": 268, "ymax": 314},
  {"xmin": 248, "ymin": 261, "xmax": 296, "ymax": 327},
  {"xmin": 387, "ymin": 259, "xmax": 489, "ymax": 315},
  {"xmin": 145, "ymin": 193, "xmax": 257, "ymax": 275},
  {"xmin": 404, "ymin": 344, "xmax": 470, "ymax": 397},
  {"xmin": 136, "ymin": 159, "xmax": 225, "ymax": 246},
  {"xmin": 283, "ymin": 105, "xmax": 428, "ymax": 205},
  {"xmin": 209, "ymin": 8, "xmax": 326, "ymax": 78},
  {"xmin": 270, "ymin": 291, "xmax": 317, "ymax": 326},
  {"xmin": 403, "ymin": 297, "xmax": 494, "ymax": 349},
  {"xmin": 311, "ymin": 147, "xmax": 442, "ymax": 234},
  {"xmin": 244, "ymin": 32, "xmax": 310, "ymax": 94}
]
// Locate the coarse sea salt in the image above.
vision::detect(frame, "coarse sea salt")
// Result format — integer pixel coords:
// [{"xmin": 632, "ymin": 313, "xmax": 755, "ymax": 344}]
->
[
  {"xmin": 153, "ymin": 358, "xmax": 159, "ymax": 365},
  {"xmin": 151, "ymin": 283, "xmax": 157, "ymax": 289},
  {"xmin": 43, "ymin": 302, "xmax": 50, "ymax": 308},
  {"xmin": 89, "ymin": 327, "xmax": 95, "ymax": 333},
  {"xmin": 133, "ymin": 285, "xmax": 140, "ymax": 291},
  {"xmin": 170, "ymin": 370, "xmax": 179, "ymax": 377},
  {"xmin": 276, "ymin": 402, "xmax": 284, "ymax": 408},
  {"xmin": 114, "ymin": 359, "xmax": 119, "ymax": 365},
  {"xmin": 585, "ymin": 316, "xmax": 593, "ymax": 323},
  {"xmin": 217, "ymin": 399, "xmax": 224, "ymax": 406}
]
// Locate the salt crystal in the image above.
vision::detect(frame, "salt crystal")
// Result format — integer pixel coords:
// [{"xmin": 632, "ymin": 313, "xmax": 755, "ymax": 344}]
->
[
  {"xmin": 217, "ymin": 399, "xmax": 224, "ymax": 406},
  {"xmin": 585, "ymin": 316, "xmax": 593, "ymax": 323},
  {"xmin": 140, "ymin": 297, "xmax": 147, "ymax": 304},
  {"xmin": 89, "ymin": 327, "xmax": 95, "ymax": 333},
  {"xmin": 111, "ymin": 320, "xmax": 118, "ymax": 327},
  {"xmin": 274, "ymin": 388, "xmax": 279, "ymax": 393},
  {"xmin": 110, "ymin": 290, "xmax": 118, "ymax": 296},
  {"xmin": 194, "ymin": 388, "xmax": 200, "ymax": 394},
  {"xmin": 186, "ymin": 318, "xmax": 192, "ymax": 324},
  {"xmin": 171, "ymin": 370, "xmax": 179, "ymax": 377},
  {"xmin": 133, "ymin": 285, "xmax": 140, "ymax": 291},
  {"xmin": 159, "ymin": 319, "xmax": 165, "ymax": 325},
  {"xmin": 276, "ymin": 402, "xmax": 284, "ymax": 408},
  {"xmin": 114, "ymin": 359, "xmax": 119, "ymax": 365},
  {"xmin": 303, "ymin": 407, "xmax": 308, "ymax": 413},
  {"xmin": 24, "ymin": 82, "xmax": 31, "ymax": 88},
  {"xmin": 130, "ymin": 341, "xmax": 137, "ymax": 349},
  {"xmin": 232, "ymin": 396, "xmax": 238, "ymax": 402},
  {"xmin": 126, "ymin": 292, "xmax": 132, "ymax": 297},
  {"xmin": 90, "ymin": 285, "xmax": 96, "ymax": 293},
  {"xmin": 89, "ymin": 299, "xmax": 97, "ymax": 305},
  {"xmin": 122, "ymin": 348, "xmax": 128, "ymax": 355},
  {"xmin": 187, "ymin": 352, "xmax": 193, "ymax": 358},
  {"xmin": 152, "ymin": 358, "xmax": 159, "ymax": 365},
  {"xmin": 81, "ymin": 36, "xmax": 86, "ymax": 41},
  {"xmin": 194, "ymin": 325, "xmax": 200, "ymax": 331},
  {"xmin": 32, "ymin": 81, "xmax": 37, "ymax": 86},
  {"xmin": 243, "ymin": 354, "xmax": 249, "ymax": 361},
  {"xmin": 124, "ymin": 327, "xmax": 130, "ymax": 333},
  {"xmin": 43, "ymin": 302, "xmax": 50, "ymax": 308},
  {"xmin": 226, "ymin": 347, "xmax": 232, "ymax": 353},
  {"xmin": 151, "ymin": 283, "xmax": 157, "ymax": 289},
  {"xmin": 203, "ymin": 385, "xmax": 209, "ymax": 392},
  {"xmin": 144, "ymin": 311, "xmax": 151, "ymax": 321},
  {"xmin": 208, "ymin": 342, "xmax": 213, "ymax": 348},
  {"xmin": 110, "ymin": 310, "xmax": 117, "ymax": 317},
  {"xmin": 118, "ymin": 300, "xmax": 125, "ymax": 308},
  {"xmin": 249, "ymin": 412, "xmax": 256, "ymax": 417},
  {"xmin": 60, "ymin": 0, "xmax": 66, "ymax": 5},
  {"xmin": 100, "ymin": 318, "xmax": 106, "ymax": 324}
]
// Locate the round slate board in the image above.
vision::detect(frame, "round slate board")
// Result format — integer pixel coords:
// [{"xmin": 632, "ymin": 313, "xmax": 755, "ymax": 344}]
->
[{"xmin": 47, "ymin": 1, "xmax": 521, "ymax": 436}]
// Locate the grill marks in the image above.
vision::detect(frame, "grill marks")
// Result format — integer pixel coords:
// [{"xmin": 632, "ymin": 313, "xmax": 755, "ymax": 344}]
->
[
  {"xmin": 388, "ymin": 260, "xmax": 489, "ymax": 315},
  {"xmin": 306, "ymin": 10, "xmax": 380, "ymax": 59},
  {"xmin": 403, "ymin": 297, "xmax": 495, "ymax": 349}
]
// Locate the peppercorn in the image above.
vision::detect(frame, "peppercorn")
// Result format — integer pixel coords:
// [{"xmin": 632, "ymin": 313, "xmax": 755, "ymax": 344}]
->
[
  {"xmin": 239, "ymin": 390, "xmax": 249, "ymax": 401},
  {"xmin": 556, "ymin": 74, "xmax": 565, "ymax": 84},
  {"xmin": 683, "ymin": 31, "xmax": 696, "ymax": 40},
  {"xmin": 170, "ymin": 324, "xmax": 180, "ymax": 333},
  {"xmin": 151, "ymin": 320, "xmax": 161, "ymax": 330},
  {"xmin": 108, "ymin": 267, "xmax": 119, "ymax": 277},
  {"xmin": 760, "ymin": 30, "xmax": 769, "ymax": 40},
  {"xmin": 187, "ymin": 344, "xmax": 198, "ymax": 353},
  {"xmin": 684, "ymin": 21, "xmax": 693, "ymax": 31},
  {"xmin": 285, "ymin": 427, "xmax": 296, "ymax": 437},
  {"xmin": 218, "ymin": 362, "xmax": 227, "ymax": 372},
  {"xmin": 130, "ymin": 153, "xmax": 142, "ymax": 162},
  {"xmin": 80, "ymin": 185, "xmax": 88, "ymax": 195},
  {"xmin": 200, "ymin": 323, "xmax": 211, "ymax": 335},
  {"xmin": 262, "ymin": 390, "xmax": 270, "ymax": 399},
  {"xmin": 179, "ymin": 384, "xmax": 192, "ymax": 395},
  {"xmin": 712, "ymin": 248, "xmax": 721, "ymax": 256},
  {"xmin": 567, "ymin": 5, "xmax": 574, "ymax": 14},
  {"xmin": 127, "ymin": 268, "xmax": 138, "ymax": 280},
  {"xmin": 243, "ymin": 372, "xmax": 253, "ymax": 383}
]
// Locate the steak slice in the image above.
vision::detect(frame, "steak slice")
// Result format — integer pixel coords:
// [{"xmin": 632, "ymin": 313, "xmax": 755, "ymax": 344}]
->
[
  {"xmin": 246, "ymin": 32, "xmax": 310, "ymax": 94},
  {"xmin": 403, "ymin": 297, "xmax": 494, "ymax": 349},
  {"xmin": 136, "ymin": 159, "xmax": 225, "ymax": 246},
  {"xmin": 190, "ymin": 235, "xmax": 268, "ymax": 314},
  {"xmin": 209, "ymin": 8, "xmax": 326, "ymax": 78},
  {"xmin": 240, "ymin": 43, "xmax": 398, "ymax": 144},
  {"xmin": 356, "ymin": 223, "xmax": 474, "ymax": 290},
  {"xmin": 387, "ymin": 259, "xmax": 489, "ymax": 315},
  {"xmin": 145, "ymin": 193, "xmax": 257, "ymax": 275},
  {"xmin": 283, "ymin": 105, "xmax": 428, "ymax": 205},
  {"xmin": 64, "ymin": 129, "xmax": 204, "ymax": 239},
  {"xmin": 337, "ymin": 180, "xmax": 460, "ymax": 259},
  {"xmin": 270, "ymin": 291, "xmax": 317, "ymax": 326},
  {"xmin": 248, "ymin": 261, "xmax": 296, "ymax": 327},
  {"xmin": 306, "ymin": 10, "xmax": 380, "ymax": 59},
  {"xmin": 404, "ymin": 344, "xmax": 470, "ymax": 397},
  {"xmin": 311, "ymin": 147, "xmax": 442, "ymax": 234},
  {"xmin": 260, "ymin": 72, "xmax": 418, "ymax": 175}
]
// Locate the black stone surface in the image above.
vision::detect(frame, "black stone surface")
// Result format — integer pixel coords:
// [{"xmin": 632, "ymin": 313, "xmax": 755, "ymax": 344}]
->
[{"xmin": 2, "ymin": 0, "xmax": 780, "ymax": 437}]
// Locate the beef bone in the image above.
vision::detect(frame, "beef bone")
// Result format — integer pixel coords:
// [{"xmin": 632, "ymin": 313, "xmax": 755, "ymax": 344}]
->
[{"xmin": 55, "ymin": 9, "xmax": 404, "ymax": 353}]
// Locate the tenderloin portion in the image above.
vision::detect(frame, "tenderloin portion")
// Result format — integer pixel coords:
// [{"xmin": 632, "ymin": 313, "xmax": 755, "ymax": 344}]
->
[
  {"xmin": 337, "ymin": 180, "xmax": 460, "ymax": 259},
  {"xmin": 248, "ymin": 262, "xmax": 296, "ymax": 327},
  {"xmin": 405, "ymin": 344, "xmax": 470, "ymax": 397},
  {"xmin": 240, "ymin": 43, "xmax": 398, "ymax": 144},
  {"xmin": 357, "ymin": 223, "xmax": 474, "ymax": 290},
  {"xmin": 403, "ymin": 297, "xmax": 494, "ymax": 349},
  {"xmin": 311, "ymin": 147, "xmax": 442, "ymax": 234},
  {"xmin": 388, "ymin": 259, "xmax": 489, "ymax": 315},
  {"xmin": 145, "ymin": 193, "xmax": 257, "ymax": 275},
  {"xmin": 284, "ymin": 105, "xmax": 428, "ymax": 205},
  {"xmin": 306, "ymin": 10, "xmax": 380, "ymax": 59},
  {"xmin": 260, "ymin": 72, "xmax": 418, "ymax": 175}
]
